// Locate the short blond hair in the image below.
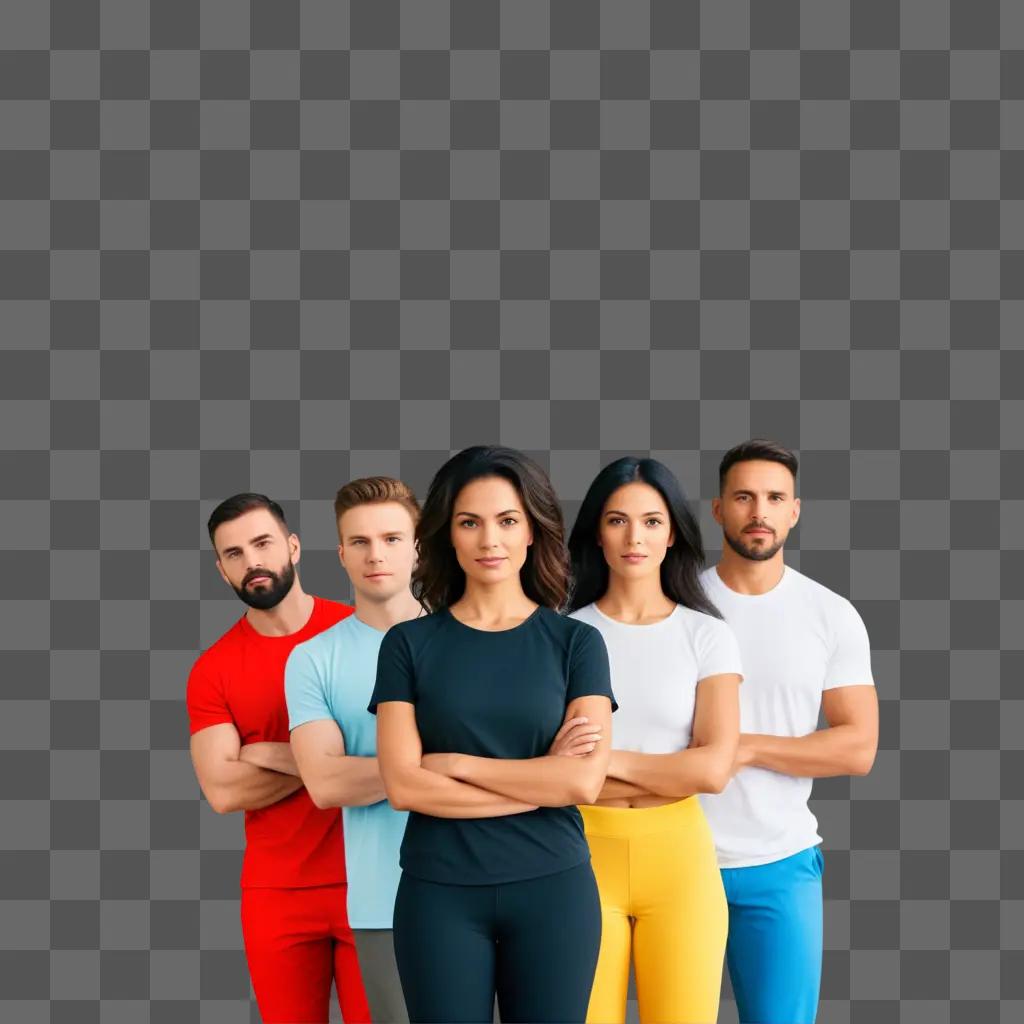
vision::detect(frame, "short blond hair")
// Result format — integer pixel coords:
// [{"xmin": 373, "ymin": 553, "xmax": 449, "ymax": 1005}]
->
[{"xmin": 333, "ymin": 477, "xmax": 420, "ymax": 537}]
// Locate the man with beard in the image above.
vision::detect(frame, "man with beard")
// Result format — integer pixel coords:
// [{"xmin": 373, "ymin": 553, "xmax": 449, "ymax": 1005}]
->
[
  {"xmin": 186, "ymin": 493, "xmax": 370, "ymax": 1024},
  {"xmin": 699, "ymin": 440, "xmax": 878, "ymax": 1024}
]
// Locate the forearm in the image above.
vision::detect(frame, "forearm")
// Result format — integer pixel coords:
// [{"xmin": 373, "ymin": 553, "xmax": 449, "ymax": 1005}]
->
[
  {"xmin": 301, "ymin": 755, "xmax": 388, "ymax": 809},
  {"xmin": 238, "ymin": 742, "xmax": 300, "ymax": 777},
  {"xmin": 743, "ymin": 726, "xmax": 876, "ymax": 778},
  {"xmin": 202, "ymin": 760, "xmax": 304, "ymax": 813},
  {"xmin": 608, "ymin": 746, "xmax": 730, "ymax": 799},
  {"xmin": 387, "ymin": 766, "xmax": 538, "ymax": 819},
  {"xmin": 450, "ymin": 754, "xmax": 604, "ymax": 807}
]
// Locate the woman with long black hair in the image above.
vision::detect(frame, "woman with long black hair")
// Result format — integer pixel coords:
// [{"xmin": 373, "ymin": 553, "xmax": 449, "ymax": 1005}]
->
[
  {"xmin": 369, "ymin": 445, "xmax": 616, "ymax": 1024},
  {"xmin": 567, "ymin": 456, "xmax": 742, "ymax": 1024}
]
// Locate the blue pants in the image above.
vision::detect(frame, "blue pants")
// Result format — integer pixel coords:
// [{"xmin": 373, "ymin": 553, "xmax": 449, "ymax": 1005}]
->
[{"xmin": 720, "ymin": 845, "xmax": 824, "ymax": 1024}]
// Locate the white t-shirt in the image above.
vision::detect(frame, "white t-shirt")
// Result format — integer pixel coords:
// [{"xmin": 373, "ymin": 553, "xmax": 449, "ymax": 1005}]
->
[
  {"xmin": 698, "ymin": 564, "xmax": 874, "ymax": 868},
  {"xmin": 569, "ymin": 602, "xmax": 743, "ymax": 754}
]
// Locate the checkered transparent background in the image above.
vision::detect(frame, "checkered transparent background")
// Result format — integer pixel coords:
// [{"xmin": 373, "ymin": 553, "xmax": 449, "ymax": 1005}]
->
[{"xmin": 1, "ymin": 1, "xmax": 1023, "ymax": 1021}]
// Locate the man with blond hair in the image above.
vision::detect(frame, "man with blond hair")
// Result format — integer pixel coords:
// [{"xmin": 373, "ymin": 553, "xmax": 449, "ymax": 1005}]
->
[{"xmin": 286, "ymin": 477, "xmax": 424, "ymax": 1023}]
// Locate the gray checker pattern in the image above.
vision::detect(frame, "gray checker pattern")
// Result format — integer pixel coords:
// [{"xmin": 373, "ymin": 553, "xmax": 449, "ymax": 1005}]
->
[{"xmin": 0, "ymin": 1, "xmax": 1022, "ymax": 1021}]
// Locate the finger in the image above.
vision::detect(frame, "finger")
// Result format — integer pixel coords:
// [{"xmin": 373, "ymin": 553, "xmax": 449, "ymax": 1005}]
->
[
  {"xmin": 563, "ymin": 727, "xmax": 603, "ymax": 744},
  {"xmin": 553, "ymin": 717, "xmax": 589, "ymax": 742},
  {"xmin": 567, "ymin": 740, "xmax": 600, "ymax": 753}
]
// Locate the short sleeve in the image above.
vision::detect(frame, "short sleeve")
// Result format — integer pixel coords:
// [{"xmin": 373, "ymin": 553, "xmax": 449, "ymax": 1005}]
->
[
  {"xmin": 186, "ymin": 656, "xmax": 233, "ymax": 735},
  {"xmin": 695, "ymin": 617, "xmax": 744, "ymax": 682},
  {"xmin": 285, "ymin": 641, "xmax": 332, "ymax": 731},
  {"xmin": 824, "ymin": 600, "xmax": 875, "ymax": 690},
  {"xmin": 566, "ymin": 623, "xmax": 617, "ymax": 711},
  {"xmin": 368, "ymin": 625, "xmax": 416, "ymax": 714}
]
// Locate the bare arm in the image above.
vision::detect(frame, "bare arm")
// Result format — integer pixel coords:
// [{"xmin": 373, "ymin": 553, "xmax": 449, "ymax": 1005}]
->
[
  {"xmin": 376, "ymin": 702, "xmax": 539, "ymax": 818},
  {"xmin": 737, "ymin": 684, "xmax": 878, "ymax": 778},
  {"xmin": 238, "ymin": 741, "xmax": 301, "ymax": 777},
  {"xmin": 431, "ymin": 696, "xmax": 614, "ymax": 807},
  {"xmin": 190, "ymin": 724, "xmax": 304, "ymax": 814},
  {"xmin": 605, "ymin": 673, "xmax": 741, "ymax": 798},
  {"xmin": 289, "ymin": 719, "xmax": 387, "ymax": 810}
]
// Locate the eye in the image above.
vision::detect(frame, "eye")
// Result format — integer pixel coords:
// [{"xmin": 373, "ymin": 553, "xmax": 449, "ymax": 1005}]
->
[
  {"xmin": 458, "ymin": 519, "xmax": 477, "ymax": 528},
  {"xmin": 607, "ymin": 516, "xmax": 625, "ymax": 526},
  {"xmin": 351, "ymin": 539, "xmax": 365, "ymax": 545},
  {"xmin": 501, "ymin": 517, "xmax": 518, "ymax": 527},
  {"xmin": 770, "ymin": 495, "xmax": 783, "ymax": 502},
  {"xmin": 256, "ymin": 539, "xmax": 269, "ymax": 547},
  {"xmin": 386, "ymin": 536, "xmax": 400, "ymax": 543},
  {"xmin": 645, "ymin": 518, "xmax": 662, "ymax": 528}
]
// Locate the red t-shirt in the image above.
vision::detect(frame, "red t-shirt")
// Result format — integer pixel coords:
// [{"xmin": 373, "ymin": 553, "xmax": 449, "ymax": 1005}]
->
[{"xmin": 187, "ymin": 596, "xmax": 353, "ymax": 889}]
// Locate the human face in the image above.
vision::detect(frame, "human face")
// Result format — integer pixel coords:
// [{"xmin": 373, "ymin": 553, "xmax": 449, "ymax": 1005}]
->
[
  {"xmin": 213, "ymin": 508, "xmax": 299, "ymax": 610},
  {"xmin": 338, "ymin": 501, "xmax": 417, "ymax": 604},
  {"xmin": 450, "ymin": 476, "xmax": 533, "ymax": 589},
  {"xmin": 598, "ymin": 482, "xmax": 674, "ymax": 582},
  {"xmin": 712, "ymin": 460, "xmax": 800, "ymax": 562}
]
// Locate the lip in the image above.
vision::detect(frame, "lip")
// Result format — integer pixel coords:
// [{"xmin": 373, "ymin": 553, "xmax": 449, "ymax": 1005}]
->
[
  {"xmin": 744, "ymin": 529, "xmax": 773, "ymax": 536},
  {"xmin": 246, "ymin": 575, "xmax": 272, "ymax": 586},
  {"xmin": 475, "ymin": 557, "xmax": 506, "ymax": 567},
  {"xmin": 364, "ymin": 572, "xmax": 393, "ymax": 579},
  {"xmin": 621, "ymin": 554, "xmax": 647, "ymax": 562}
]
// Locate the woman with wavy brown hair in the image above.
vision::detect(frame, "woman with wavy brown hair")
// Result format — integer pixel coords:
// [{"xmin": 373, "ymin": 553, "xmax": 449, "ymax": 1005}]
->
[{"xmin": 368, "ymin": 445, "xmax": 617, "ymax": 1024}]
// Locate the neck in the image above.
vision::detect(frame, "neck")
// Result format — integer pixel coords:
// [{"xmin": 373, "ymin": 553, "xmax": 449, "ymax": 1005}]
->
[
  {"xmin": 596, "ymin": 572, "xmax": 674, "ymax": 623},
  {"xmin": 455, "ymin": 577, "xmax": 536, "ymax": 625},
  {"xmin": 354, "ymin": 589, "xmax": 423, "ymax": 633},
  {"xmin": 713, "ymin": 546, "xmax": 786, "ymax": 595},
  {"xmin": 245, "ymin": 583, "xmax": 314, "ymax": 637}
]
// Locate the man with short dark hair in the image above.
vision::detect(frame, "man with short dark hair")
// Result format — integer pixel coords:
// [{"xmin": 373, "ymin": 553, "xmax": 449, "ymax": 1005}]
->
[
  {"xmin": 186, "ymin": 493, "xmax": 369, "ymax": 1024},
  {"xmin": 700, "ymin": 441, "xmax": 879, "ymax": 1024}
]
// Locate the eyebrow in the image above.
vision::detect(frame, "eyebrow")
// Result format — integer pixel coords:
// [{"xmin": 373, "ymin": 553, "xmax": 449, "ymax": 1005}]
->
[
  {"xmin": 454, "ymin": 508, "xmax": 522, "ymax": 518},
  {"xmin": 221, "ymin": 533, "xmax": 274, "ymax": 555},
  {"xmin": 346, "ymin": 531, "xmax": 406, "ymax": 541},
  {"xmin": 604, "ymin": 509, "xmax": 665, "ymax": 517},
  {"xmin": 732, "ymin": 489, "xmax": 789, "ymax": 498}
]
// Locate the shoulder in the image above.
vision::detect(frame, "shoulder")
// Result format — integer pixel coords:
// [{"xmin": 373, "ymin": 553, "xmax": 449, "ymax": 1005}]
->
[
  {"xmin": 383, "ymin": 609, "xmax": 447, "ymax": 651},
  {"xmin": 788, "ymin": 568, "xmax": 859, "ymax": 616},
  {"xmin": 567, "ymin": 603, "xmax": 599, "ymax": 627},
  {"xmin": 676, "ymin": 604, "xmax": 732, "ymax": 641},
  {"xmin": 545, "ymin": 608, "xmax": 606, "ymax": 654},
  {"xmin": 314, "ymin": 596, "xmax": 354, "ymax": 626},
  {"xmin": 189, "ymin": 616, "xmax": 246, "ymax": 677},
  {"xmin": 291, "ymin": 615, "xmax": 350, "ymax": 663}
]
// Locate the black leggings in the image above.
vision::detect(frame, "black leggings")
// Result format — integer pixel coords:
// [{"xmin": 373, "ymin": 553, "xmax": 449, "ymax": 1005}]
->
[{"xmin": 392, "ymin": 861, "xmax": 602, "ymax": 1024}]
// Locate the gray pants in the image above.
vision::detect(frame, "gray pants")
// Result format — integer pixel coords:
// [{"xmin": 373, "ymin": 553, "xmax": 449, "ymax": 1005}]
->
[
  {"xmin": 353, "ymin": 929, "xmax": 408, "ymax": 1024},
  {"xmin": 353, "ymin": 929, "xmax": 499, "ymax": 1023}
]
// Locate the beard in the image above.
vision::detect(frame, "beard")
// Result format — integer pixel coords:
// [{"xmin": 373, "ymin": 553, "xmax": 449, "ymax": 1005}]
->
[
  {"xmin": 232, "ymin": 560, "xmax": 296, "ymax": 610},
  {"xmin": 723, "ymin": 526, "xmax": 784, "ymax": 563}
]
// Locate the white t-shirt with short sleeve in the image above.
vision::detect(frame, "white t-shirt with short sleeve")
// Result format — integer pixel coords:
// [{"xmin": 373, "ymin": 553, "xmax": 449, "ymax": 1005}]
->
[
  {"xmin": 699, "ymin": 564, "xmax": 875, "ymax": 868},
  {"xmin": 569, "ymin": 602, "xmax": 743, "ymax": 755}
]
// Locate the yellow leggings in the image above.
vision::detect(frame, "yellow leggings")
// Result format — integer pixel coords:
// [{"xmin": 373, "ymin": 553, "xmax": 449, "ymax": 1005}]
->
[{"xmin": 581, "ymin": 797, "xmax": 728, "ymax": 1024}]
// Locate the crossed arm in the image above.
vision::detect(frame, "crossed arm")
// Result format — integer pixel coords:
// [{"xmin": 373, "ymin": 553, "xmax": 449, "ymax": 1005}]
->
[
  {"xmin": 596, "ymin": 673, "xmax": 741, "ymax": 801},
  {"xmin": 376, "ymin": 693, "xmax": 614, "ymax": 816},
  {"xmin": 190, "ymin": 724, "xmax": 303, "ymax": 814},
  {"xmin": 289, "ymin": 719, "xmax": 387, "ymax": 810},
  {"xmin": 736, "ymin": 684, "xmax": 878, "ymax": 777}
]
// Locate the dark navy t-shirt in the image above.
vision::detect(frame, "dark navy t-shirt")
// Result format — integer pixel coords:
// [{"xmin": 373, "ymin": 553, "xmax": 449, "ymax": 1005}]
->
[{"xmin": 368, "ymin": 605, "xmax": 616, "ymax": 886}]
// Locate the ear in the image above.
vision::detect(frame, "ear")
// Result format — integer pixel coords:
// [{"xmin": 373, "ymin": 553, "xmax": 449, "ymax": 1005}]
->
[
  {"xmin": 289, "ymin": 532, "xmax": 301, "ymax": 564},
  {"xmin": 790, "ymin": 497, "xmax": 801, "ymax": 528},
  {"xmin": 711, "ymin": 497, "xmax": 723, "ymax": 525},
  {"xmin": 214, "ymin": 559, "xmax": 230, "ymax": 588},
  {"xmin": 666, "ymin": 523, "xmax": 675, "ymax": 548}
]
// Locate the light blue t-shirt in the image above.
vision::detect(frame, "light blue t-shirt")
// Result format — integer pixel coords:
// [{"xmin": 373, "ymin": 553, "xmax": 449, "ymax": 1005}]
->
[{"xmin": 285, "ymin": 614, "xmax": 407, "ymax": 929}]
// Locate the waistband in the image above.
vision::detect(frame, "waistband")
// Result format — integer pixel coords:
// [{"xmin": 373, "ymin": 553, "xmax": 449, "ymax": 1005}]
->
[{"xmin": 579, "ymin": 796, "xmax": 708, "ymax": 836}]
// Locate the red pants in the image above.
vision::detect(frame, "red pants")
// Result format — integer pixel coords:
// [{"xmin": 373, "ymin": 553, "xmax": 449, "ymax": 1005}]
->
[{"xmin": 240, "ymin": 883, "xmax": 371, "ymax": 1024}]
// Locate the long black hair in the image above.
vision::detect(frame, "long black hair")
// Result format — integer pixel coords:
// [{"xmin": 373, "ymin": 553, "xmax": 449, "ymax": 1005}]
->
[
  {"xmin": 413, "ymin": 446, "xmax": 570, "ymax": 613},
  {"xmin": 567, "ymin": 457, "xmax": 720, "ymax": 617}
]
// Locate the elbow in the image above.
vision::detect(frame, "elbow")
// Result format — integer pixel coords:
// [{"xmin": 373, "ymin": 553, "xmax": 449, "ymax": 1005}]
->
[
  {"xmin": 850, "ymin": 745, "xmax": 877, "ymax": 777},
  {"xmin": 381, "ymin": 781, "xmax": 411, "ymax": 812},
  {"xmin": 307, "ymin": 784, "xmax": 337, "ymax": 811},
  {"xmin": 206, "ymin": 787, "xmax": 236, "ymax": 815},
  {"xmin": 701, "ymin": 765, "xmax": 731, "ymax": 795},
  {"xmin": 573, "ymin": 772, "xmax": 606, "ymax": 806}
]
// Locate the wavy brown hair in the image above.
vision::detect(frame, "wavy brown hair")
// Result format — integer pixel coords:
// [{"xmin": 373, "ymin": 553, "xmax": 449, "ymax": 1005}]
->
[{"xmin": 413, "ymin": 446, "xmax": 569, "ymax": 612}]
